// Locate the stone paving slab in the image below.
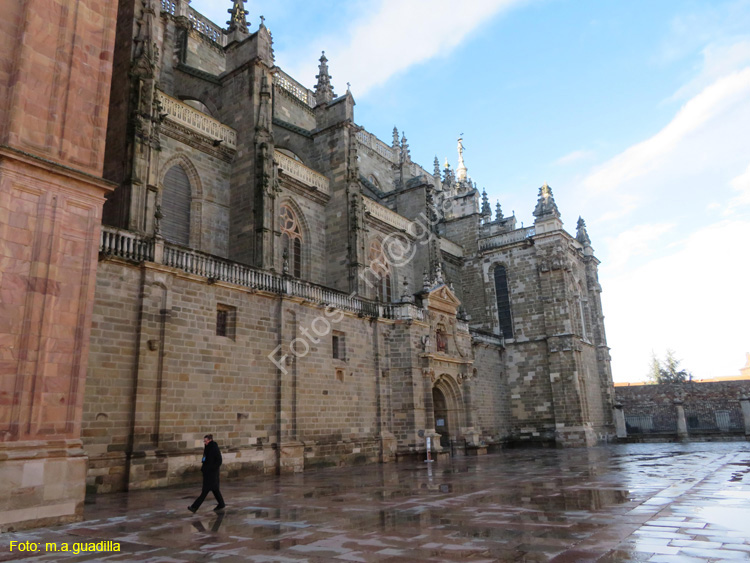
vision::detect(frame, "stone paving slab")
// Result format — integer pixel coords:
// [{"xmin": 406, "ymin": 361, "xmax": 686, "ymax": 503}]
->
[{"xmin": 1, "ymin": 443, "xmax": 750, "ymax": 562}]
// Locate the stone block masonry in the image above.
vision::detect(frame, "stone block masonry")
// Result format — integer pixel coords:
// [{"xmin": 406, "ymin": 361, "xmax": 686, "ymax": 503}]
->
[{"xmin": 0, "ymin": 0, "xmax": 117, "ymax": 531}]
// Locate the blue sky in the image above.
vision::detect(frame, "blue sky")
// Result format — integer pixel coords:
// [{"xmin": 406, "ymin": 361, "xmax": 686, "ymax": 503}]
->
[{"xmin": 191, "ymin": 0, "xmax": 750, "ymax": 382}]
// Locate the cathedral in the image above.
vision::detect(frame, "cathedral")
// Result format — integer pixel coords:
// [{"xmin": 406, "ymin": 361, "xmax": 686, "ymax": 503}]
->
[{"xmin": 0, "ymin": 0, "xmax": 614, "ymax": 530}]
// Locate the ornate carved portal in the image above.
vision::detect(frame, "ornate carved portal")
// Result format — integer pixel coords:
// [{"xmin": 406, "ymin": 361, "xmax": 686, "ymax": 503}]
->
[{"xmin": 431, "ymin": 375, "xmax": 464, "ymax": 449}]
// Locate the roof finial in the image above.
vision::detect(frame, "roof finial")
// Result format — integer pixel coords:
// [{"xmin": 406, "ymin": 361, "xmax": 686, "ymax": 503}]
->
[
  {"xmin": 314, "ymin": 51, "xmax": 335, "ymax": 106},
  {"xmin": 576, "ymin": 216, "xmax": 592, "ymax": 247},
  {"xmin": 495, "ymin": 200, "xmax": 503, "ymax": 220},
  {"xmin": 433, "ymin": 156, "xmax": 440, "ymax": 177},
  {"xmin": 533, "ymin": 182, "xmax": 561, "ymax": 220},
  {"xmin": 481, "ymin": 188, "xmax": 491, "ymax": 217},
  {"xmin": 227, "ymin": 0, "xmax": 249, "ymax": 33},
  {"xmin": 400, "ymin": 133, "xmax": 411, "ymax": 164},
  {"xmin": 392, "ymin": 126, "xmax": 399, "ymax": 149}
]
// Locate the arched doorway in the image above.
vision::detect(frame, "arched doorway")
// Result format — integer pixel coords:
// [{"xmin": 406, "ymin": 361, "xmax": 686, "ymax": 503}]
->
[{"xmin": 433, "ymin": 387, "xmax": 450, "ymax": 447}]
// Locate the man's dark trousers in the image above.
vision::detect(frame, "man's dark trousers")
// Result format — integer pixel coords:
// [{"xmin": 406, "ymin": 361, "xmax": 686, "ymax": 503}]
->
[{"xmin": 189, "ymin": 440, "xmax": 224, "ymax": 510}]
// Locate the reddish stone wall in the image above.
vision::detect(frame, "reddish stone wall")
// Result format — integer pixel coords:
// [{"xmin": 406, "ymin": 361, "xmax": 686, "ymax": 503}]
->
[
  {"xmin": 0, "ymin": 0, "xmax": 117, "ymax": 531},
  {"xmin": 0, "ymin": 1, "xmax": 116, "ymax": 176}
]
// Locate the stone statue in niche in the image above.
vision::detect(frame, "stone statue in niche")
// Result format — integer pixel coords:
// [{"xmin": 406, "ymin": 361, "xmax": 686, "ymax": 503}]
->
[
  {"xmin": 420, "ymin": 334, "xmax": 430, "ymax": 352},
  {"xmin": 435, "ymin": 327, "xmax": 447, "ymax": 353}
]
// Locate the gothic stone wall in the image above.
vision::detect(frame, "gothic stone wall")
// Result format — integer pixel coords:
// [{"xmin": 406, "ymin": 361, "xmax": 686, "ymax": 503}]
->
[
  {"xmin": 273, "ymin": 88, "xmax": 317, "ymax": 132},
  {"xmin": 357, "ymin": 144, "xmax": 398, "ymax": 193},
  {"xmin": 85, "ymin": 259, "xmax": 512, "ymax": 490},
  {"xmin": 184, "ymin": 28, "xmax": 226, "ymax": 75},
  {"xmin": 467, "ymin": 232, "xmax": 613, "ymax": 445},
  {"xmin": 84, "ymin": 260, "xmax": 395, "ymax": 491},
  {"xmin": 158, "ymin": 137, "xmax": 232, "ymax": 257},
  {"xmin": 470, "ymin": 343, "xmax": 510, "ymax": 441},
  {"xmin": 275, "ymin": 188, "xmax": 327, "ymax": 286}
]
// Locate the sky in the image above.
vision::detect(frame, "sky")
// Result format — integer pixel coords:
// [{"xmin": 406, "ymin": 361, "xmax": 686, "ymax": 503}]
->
[{"xmin": 191, "ymin": 0, "xmax": 750, "ymax": 383}]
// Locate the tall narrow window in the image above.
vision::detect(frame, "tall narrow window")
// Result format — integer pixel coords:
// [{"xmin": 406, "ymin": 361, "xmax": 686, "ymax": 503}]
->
[
  {"xmin": 216, "ymin": 304, "xmax": 236, "ymax": 339},
  {"xmin": 280, "ymin": 204, "xmax": 303, "ymax": 277},
  {"xmin": 332, "ymin": 331, "xmax": 346, "ymax": 360},
  {"xmin": 493, "ymin": 265, "xmax": 513, "ymax": 339},
  {"xmin": 368, "ymin": 239, "xmax": 392, "ymax": 302},
  {"xmin": 161, "ymin": 165, "xmax": 191, "ymax": 246}
]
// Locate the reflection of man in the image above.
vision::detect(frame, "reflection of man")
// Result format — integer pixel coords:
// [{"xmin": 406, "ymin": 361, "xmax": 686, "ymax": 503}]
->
[
  {"xmin": 188, "ymin": 434, "xmax": 225, "ymax": 513},
  {"xmin": 191, "ymin": 511, "xmax": 225, "ymax": 533}
]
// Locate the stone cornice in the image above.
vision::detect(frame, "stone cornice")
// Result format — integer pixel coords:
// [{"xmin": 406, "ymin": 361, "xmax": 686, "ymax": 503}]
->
[
  {"xmin": 175, "ymin": 62, "xmax": 221, "ymax": 85},
  {"xmin": 272, "ymin": 118, "xmax": 313, "ymax": 138},
  {"xmin": 0, "ymin": 145, "xmax": 115, "ymax": 195}
]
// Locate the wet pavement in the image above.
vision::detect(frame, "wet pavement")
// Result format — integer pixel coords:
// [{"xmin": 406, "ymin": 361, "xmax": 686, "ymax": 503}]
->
[{"xmin": 2, "ymin": 442, "xmax": 750, "ymax": 562}]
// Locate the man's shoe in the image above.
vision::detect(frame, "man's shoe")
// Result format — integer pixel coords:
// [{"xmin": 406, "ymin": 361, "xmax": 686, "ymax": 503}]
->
[
  {"xmin": 188, "ymin": 506, "xmax": 197, "ymax": 513},
  {"xmin": 213, "ymin": 504, "xmax": 226, "ymax": 511}
]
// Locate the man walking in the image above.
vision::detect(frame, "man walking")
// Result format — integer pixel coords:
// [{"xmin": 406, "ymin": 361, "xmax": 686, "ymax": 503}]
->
[{"xmin": 188, "ymin": 434, "xmax": 225, "ymax": 512}]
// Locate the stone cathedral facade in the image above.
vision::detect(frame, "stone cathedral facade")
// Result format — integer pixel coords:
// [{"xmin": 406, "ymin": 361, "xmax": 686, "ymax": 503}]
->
[{"xmin": 0, "ymin": 0, "xmax": 615, "ymax": 529}]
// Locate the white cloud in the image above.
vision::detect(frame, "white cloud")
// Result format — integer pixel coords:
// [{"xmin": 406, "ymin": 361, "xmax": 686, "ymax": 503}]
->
[
  {"xmin": 670, "ymin": 40, "xmax": 750, "ymax": 102},
  {"xmin": 554, "ymin": 149, "xmax": 594, "ymax": 166},
  {"xmin": 604, "ymin": 223, "xmax": 676, "ymax": 271},
  {"xmin": 583, "ymin": 67, "xmax": 750, "ymax": 195},
  {"xmin": 605, "ymin": 219, "xmax": 750, "ymax": 383},
  {"xmin": 727, "ymin": 162, "xmax": 750, "ymax": 212},
  {"xmin": 281, "ymin": 0, "xmax": 526, "ymax": 96},
  {"xmin": 574, "ymin": 34, "xmax": 750, "ymax": 385}
]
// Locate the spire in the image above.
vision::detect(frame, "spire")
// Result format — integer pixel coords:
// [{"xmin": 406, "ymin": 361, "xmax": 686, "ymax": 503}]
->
[
  {"xmin": 495, "ymin": 200, "xmax": 503, "ymax": 220},
  {"xmin": 576, "ymin": 216, "xmax": 591, "ymax": 247},
  {"xmin": 132, "ymin": 0, "xmax": 159, "ymax": 78},
  {"xmin": 433, "ymin": 156, "xmax": 440, "ymax": 177},
  {"xmin": 481, "ymin": 189, "xmax": 491, "ymax": 216},
  {"xmin": 532, "ymin": 182, "xmax": 561, "ymax": 220},
  {"xmin": 314, "ymin": 51, "xmax": 335, "ymax": 106},
  {"xmin": 226, "ymin": 0, "xmax": 249, "ymax": 34},
  {"xmin": 442, "ymin": 159, "xmax": 454, "ymax": 185},
  {"xmin": 456, "ymin": 136, "xmax": 468, "ymax": 181},
  {"xmin": 400, "ymin": 133, "xmax": 411, "ymax": 163},
  {"xmin": 392, "ymin": 127, "xmax": 399, "ymax": 149}
]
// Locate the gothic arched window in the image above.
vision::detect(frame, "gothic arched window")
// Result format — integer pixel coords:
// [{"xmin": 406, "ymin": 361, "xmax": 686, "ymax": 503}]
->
[
  {"xmin": 161, "ymin": 165, "xmax": 191, "ymax": 246},
  {"xmin": 493, "ymin": 265, "xmax": 513, "ymax": 339},
  {"xmin": 368, "ymin": 239, "xmax": 392, "ymax": 302},
  {"xmin": 280, "ymin": 204, "xmax": 303, "ymax": 277}
]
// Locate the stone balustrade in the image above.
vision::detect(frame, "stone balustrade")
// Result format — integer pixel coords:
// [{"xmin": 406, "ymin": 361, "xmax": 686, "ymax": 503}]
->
[
  {"xmin": 382, "ymin": 303, "xmax": 426, "ymax": 322},
  {"xmin": 356, "ymin": 129, "xmax": 397, "ymax": 163},
  {"xmin": 274, "ymin": 150, "xmax": 330, "ymax": 195},
  {"xmin": 187, "ymin": 7, "xmax": 226, "ymax": 45},
  {"xmin": 273, "ymin": 70, "xmax": 315, "ymax": 107},
  {"xmin": 363, "ymin": 197, "xmax": 413, "ymax": 233},
  {"xmin": 100, "ymin": 227, "xmax": 154, "ymax": 262},
  {"xmin": 157, "ymin": 91, "xmax": 237, "ymax": 148},
  {"xmin": 439, "ymin": 237, "xmax": 464, "ymax": 257},
  {"xmin": 99, "ymin": 227, "xmax": 392, "ymax": 317},
  {"xmin": 161, "ymin": 0, "xmax": 176, "ymax": 14},
  {"xmin": 478, "ymin": 226, "xmax": 536, "ymax": 251}
]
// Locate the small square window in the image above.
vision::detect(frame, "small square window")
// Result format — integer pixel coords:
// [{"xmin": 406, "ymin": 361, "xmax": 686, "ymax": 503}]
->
[
  {"xmin": 332, "ymin": 331, "xmax": 345, "ymax": 360},
  {"xmin": 216, "ymin": 304, "xmax": 236, "ymax": 339}
]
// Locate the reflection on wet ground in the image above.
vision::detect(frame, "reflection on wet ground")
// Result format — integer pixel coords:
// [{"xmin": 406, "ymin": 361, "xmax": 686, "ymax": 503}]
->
[{"xmin": 2, "ymin": 442, "xmax": 750, "ymax": 561}]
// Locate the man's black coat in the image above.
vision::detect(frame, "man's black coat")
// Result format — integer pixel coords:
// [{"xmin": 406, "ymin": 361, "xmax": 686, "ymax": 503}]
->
[{"xmin": 201, "ymin": 440, "xmax": 222, "ymax": 487}]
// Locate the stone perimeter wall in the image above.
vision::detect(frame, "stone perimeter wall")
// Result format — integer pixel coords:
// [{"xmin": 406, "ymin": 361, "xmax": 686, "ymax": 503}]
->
[
  {"xmin": 616, "ymin": 382, "xmax": 750, "ymax": 439},
  {"xmin": 84, "ymin": 259, "xmax": 507, "ymax": 493}
]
